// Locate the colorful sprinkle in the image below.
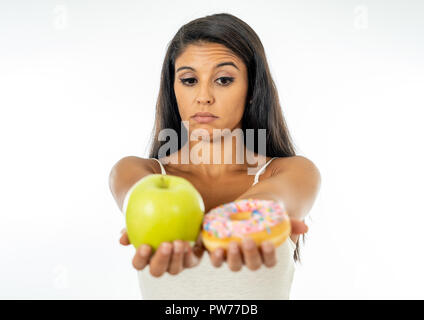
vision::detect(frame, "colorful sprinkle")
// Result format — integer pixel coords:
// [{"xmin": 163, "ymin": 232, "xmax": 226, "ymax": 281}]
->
[{"xmin": 203, "ymin": 199, "xmax": 288, "ymax": 239}]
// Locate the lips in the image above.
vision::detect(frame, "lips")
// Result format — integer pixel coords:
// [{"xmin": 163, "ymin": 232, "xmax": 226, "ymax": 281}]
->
[
  {"xmin": 192, "ymin": 112, "xmax": 218, "ymax": 118},
  {"xmin": 191, "ymin": 112, "xmax": 219, "ymax": 124},
  {"xmin": 192, "ymin": 115, "xmax": 218, "ymax": 124}
]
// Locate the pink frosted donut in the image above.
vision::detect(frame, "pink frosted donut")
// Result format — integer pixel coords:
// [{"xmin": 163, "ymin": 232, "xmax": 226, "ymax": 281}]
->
[{"xmin": 201, "ymin": 198, "xmax": 291, "ymax": 252}]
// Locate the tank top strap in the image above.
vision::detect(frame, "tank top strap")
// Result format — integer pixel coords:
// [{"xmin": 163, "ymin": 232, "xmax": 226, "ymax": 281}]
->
[
  {"xmin": 151, "ymin": 158, "xmax": 166, "ymax": 175},
  {"xmin": 252, "ymin": 157, "xmax": 278, "ymax": 186}
]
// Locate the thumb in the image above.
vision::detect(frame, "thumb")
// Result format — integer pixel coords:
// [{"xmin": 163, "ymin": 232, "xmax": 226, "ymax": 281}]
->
[
  {"xmin": 119, "ymin": 228, "xmax": 131, "ymax": 246},
  {"xmin": 192, "ymin": 232, "xmax": 205, "ymax": 258},
  {"xmin": 290, "ymin": 219, "xmax": 309, "ymax": 235}
]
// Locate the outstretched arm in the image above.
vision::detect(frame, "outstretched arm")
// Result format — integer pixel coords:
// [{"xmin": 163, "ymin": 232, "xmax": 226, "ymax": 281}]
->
[
  {"xmin": 208, "ymin": 156, "xmax": 321, "ymax": 271},
  {"xmin": 234, "ymin": 156, "xmax": 321, "ymax": 221},
  {"xmin": 110, "ymin": 156, "xmax": 204, "ymax": 277}
]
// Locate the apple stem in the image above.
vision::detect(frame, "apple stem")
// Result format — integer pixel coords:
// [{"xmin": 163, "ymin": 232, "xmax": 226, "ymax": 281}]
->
[{"xmin": 159, "ymin": 176, "xmax": 169, "ymax": 188}]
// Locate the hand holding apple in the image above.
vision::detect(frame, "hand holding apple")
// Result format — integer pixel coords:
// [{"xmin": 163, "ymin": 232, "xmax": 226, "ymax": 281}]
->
[
  {"xmin": 119, "ymin": 228, "xmax": 205, "ymax": 277},
  {"xmin": 124, "ymin": 174, "xmax": 205, "ymax": 252}
]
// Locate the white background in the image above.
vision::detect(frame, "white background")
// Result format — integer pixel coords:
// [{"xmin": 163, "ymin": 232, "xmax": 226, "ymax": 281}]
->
[{"xmin": 1, "ymin": 0, "xmax": 423, "ymax": 299}]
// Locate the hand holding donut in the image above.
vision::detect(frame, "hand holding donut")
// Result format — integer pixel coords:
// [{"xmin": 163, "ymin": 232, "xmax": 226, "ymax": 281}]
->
[
  {"xmin": 202, "ymin": 199, "xmax": 308, "ymax": 271},
  {"xmin": 119, "ymin": 229, "xmax": 205, "ymax": 277}
]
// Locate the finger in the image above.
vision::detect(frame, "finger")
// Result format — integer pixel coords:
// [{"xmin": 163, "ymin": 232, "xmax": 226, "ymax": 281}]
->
[
  {"xmin": 167, "ymin": 240, "xmax": 185, "ymax": 275},
  {"xmin": 192, "ymin": 233, "xmax": 205, "ymax": 259},
  {"xmin": 132, "ymin": 244, "xmax": 152, "ymax": 270},
  {"xmin": 183, "ymin": 242, "xmax": 199, "ymax": 268},
  {"xmin": 290, "ymin": 219, "xmax": 309, "ymax": 235},
  {"xmin": 120, "ymin": 231, "xmax": 130, "ymax": 246},
  {"xmin": 149, "ymin": 242, "xmax": 172, "ymax": 277},
  {"xmin": 209, "ymin": 247, "xmax": 225, "ymax": 268},
  {"xmin": 241, "ymin": 237, "xmax": 262, "ymax": 271},
  {"xmin": 260, "ymin": 241, "xmax": 277, "ymax": 268},
  {"xmin": 227, "ymin": 241, "xmax": 243, "ymax": 271}
]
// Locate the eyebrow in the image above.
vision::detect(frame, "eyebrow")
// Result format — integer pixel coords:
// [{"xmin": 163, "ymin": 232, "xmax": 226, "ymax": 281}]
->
[{"xmin": 176, "ymin": 61, "xmax": 239, "ymax": 73}]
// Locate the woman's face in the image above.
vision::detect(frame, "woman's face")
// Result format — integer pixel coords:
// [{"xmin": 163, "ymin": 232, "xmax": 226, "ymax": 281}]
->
[{"xmin": 174, "ymin": 42, "xmax": 249, "ymax": 138}]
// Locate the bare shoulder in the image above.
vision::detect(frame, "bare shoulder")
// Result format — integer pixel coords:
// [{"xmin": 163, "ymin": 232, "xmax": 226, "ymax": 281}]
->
[
  {"xmin": 110, "ymin": 156, "xmax": 158, "ymax": 176},
  {"xmin": 111, "ymin": 155, "xmax": 171, "ymax": 175},
  {"xmin": 272, "ymin": 155, "xmax": 321, "ymax": 181},
  {"xmin": 108, "ymin": 156, "xmax": 160, "ymax": 210}
]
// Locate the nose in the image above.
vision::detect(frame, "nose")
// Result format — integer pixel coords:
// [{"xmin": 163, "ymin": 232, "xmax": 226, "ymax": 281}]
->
[
  {"xmin": 197, "ymin": 98, "xmax": 212, "ymax": 104},
  {"xmin": 196, "ymin": 85, "xmax": 214, "ymax": 105}
]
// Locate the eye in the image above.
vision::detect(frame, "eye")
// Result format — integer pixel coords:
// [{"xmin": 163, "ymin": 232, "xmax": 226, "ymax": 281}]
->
[
  {"xmin": 216, "ymin": 76, "xmax": 234, "ymax": 86},
  {"xmin": 179, "ymin": 77, "xmax": 235, "ymax": 87},
  {"xmin": 179, "ymin": 78, "xmax": 197, "ymax": 86}
]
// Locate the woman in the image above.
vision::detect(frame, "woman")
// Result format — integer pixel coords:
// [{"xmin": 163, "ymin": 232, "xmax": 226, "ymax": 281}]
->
[{"xmin": 109, "ymin": 13, "xmax": 321, "ymax": 299}]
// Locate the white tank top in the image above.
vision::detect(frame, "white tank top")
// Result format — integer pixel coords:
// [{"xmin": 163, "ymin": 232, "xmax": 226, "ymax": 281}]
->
[{"xmin": 136, "ymin": 157, "xmax": 296, "ymax": 300}]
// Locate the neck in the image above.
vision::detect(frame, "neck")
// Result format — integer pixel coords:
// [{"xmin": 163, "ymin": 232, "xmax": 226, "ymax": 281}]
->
[{"xmin": 164, "ymin": 130, "xmax": 267, "ymax": 178}]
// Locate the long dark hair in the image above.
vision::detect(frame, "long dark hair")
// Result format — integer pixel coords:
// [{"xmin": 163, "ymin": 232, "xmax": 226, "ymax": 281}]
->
[{"xmin": 147, "ymin": 13, "xmax": 304, "ymax": 262}]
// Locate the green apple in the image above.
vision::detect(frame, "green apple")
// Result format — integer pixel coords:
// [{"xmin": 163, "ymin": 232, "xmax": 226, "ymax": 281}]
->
[{"xmin": 124, "ymin": 174, "xmax": 205, "ymax": 252}]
